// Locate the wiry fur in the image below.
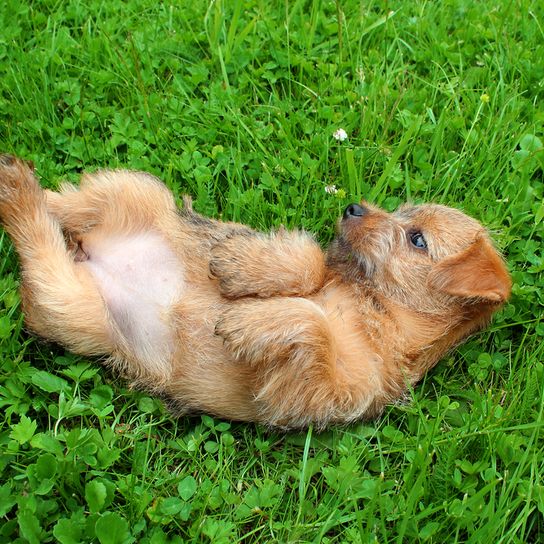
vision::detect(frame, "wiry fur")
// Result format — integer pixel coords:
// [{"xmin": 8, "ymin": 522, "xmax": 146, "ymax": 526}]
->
[{"xmin": 0, "ymin": 155, "xmax": 511, "ymax": 429}]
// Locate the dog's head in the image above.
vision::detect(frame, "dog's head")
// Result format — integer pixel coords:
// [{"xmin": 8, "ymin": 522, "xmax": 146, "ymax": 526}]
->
[{"xmin": 330, "ymin": 201, "xmax": 511, "ymax": 313}]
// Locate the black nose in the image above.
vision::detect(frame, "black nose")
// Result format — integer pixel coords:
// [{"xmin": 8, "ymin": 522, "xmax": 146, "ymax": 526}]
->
[{"xmin": 343, "ymin": 203, "xmax": 366, "ymax": 219}]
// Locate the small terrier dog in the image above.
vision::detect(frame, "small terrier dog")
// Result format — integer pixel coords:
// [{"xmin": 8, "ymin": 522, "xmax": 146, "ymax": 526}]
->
[{"xmin": 0, "ymin": 155, "xmax": 511, "ymax": 429}]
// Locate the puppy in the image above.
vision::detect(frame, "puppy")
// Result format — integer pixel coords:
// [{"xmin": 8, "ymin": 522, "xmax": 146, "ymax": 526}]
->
[{"xmin": 0, "ymin": 155, "xmax": 511, "ymax": 429}]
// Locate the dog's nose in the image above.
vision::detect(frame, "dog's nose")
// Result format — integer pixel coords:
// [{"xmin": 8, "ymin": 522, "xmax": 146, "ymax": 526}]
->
[{"xmin": 343, "ymin": 203, "xmax": 366, "ymax": 219}]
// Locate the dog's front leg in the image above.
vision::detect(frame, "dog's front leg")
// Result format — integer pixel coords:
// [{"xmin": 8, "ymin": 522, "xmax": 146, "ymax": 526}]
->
[
  {"xmin": 216, "ymin": 297, "xmax": 334, "ymax": 366},
  {"xmin": 215, "ymin": 298, "xmax": 369, "ymax": 428},
  {"xmin": 209, "ymin": 230, "xmax": 326, "ymax": 299},
  {"xmin": 0, "ymin": 155, "xmax": 113, "ymax": 355}
]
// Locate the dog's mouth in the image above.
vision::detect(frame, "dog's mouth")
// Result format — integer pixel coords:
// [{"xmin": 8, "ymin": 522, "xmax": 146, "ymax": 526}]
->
[
  {"xmin": 328, "ymin": 232, "xmax": 377, "ymax": 279},
  {"xmin": 346, "ymin": 238, "xmax": 379, "ymax": 277},
  {"xmin": 336, "ymin": 208, "xmax": 404, "ymax": 281}
]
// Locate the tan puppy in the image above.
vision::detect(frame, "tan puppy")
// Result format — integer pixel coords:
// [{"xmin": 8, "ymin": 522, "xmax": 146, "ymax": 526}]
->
[{"xmin": 0, "ymin": 155, "xmax": 511, "ymax": 429}]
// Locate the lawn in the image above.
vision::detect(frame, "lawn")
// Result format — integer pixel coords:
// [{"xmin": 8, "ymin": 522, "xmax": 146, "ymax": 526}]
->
[{"xmin": 0, "ymin": 0, "xmax": 543, "ymax": 542}]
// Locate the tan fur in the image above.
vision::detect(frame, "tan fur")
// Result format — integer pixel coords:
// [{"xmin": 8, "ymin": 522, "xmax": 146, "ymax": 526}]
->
[{"xmin": 0, "ymin": 155, "xmax": 511, "ymax": 429}]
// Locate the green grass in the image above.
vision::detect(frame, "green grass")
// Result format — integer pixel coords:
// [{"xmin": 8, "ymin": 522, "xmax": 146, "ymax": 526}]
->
[{"xmin": 1, "ymin": 0, "xmax": 543, "ymax": 542}]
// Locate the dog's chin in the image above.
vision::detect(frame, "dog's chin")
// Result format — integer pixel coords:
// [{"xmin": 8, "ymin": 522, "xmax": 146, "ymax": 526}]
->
[
  {"xmin": 334, "ymin": 234, "xmax": 378, "ymax": 279},
  {"xmin": 353, "ymin": 251, "xmax": 377, "ymax": 278}
]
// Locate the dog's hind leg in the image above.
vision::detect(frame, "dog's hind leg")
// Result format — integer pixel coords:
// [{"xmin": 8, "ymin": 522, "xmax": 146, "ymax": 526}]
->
[
  {"xmin": 44, "ymin": 169, "xmax": 177, "ymax": 236},
  {"xmin": 0, "ymin": 155, "xmax": 114, "ymax": 356},
  {"xmin": 44, "ymin": 186, "xmax": 102, "ymax": 235}
]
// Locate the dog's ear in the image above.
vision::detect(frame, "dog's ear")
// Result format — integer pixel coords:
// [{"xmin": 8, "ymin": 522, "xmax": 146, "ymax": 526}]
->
[{"xmin": 428, "ymin": 236, "xmax": 511, "ymax": 303}]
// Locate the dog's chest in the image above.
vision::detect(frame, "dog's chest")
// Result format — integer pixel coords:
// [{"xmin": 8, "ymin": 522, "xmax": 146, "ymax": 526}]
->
[{"xmin": 79, "ymin": 231, "xmax": 185, "ymax": 361}]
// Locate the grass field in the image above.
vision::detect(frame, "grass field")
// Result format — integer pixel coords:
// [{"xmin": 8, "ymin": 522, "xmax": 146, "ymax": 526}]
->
[{"xmin": 1, "ymin": 0, "xmax": 543, "ymax": 542}]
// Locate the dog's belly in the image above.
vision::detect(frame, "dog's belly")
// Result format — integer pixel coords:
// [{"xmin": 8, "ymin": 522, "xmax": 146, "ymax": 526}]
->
[{"xmin": 79, "ymin": 231, "xmax": 185, "ymax": 364}]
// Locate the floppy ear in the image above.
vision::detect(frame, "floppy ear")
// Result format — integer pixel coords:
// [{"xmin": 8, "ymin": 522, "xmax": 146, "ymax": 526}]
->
[{"xmin": 428, "ymin": 237, "xmax": 511, "ymax": 303}]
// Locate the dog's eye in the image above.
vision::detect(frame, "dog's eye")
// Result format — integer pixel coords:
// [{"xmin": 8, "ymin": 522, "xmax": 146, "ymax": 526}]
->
[{"xmin": 409, "ymin": 232, "xmax": 427, "ymax": 250}]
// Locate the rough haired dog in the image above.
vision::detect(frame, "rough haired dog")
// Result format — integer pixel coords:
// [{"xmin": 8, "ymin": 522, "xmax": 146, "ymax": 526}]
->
[{"xmin": 0, "ymin": 155, "xmax": 511, "ymax": 428}]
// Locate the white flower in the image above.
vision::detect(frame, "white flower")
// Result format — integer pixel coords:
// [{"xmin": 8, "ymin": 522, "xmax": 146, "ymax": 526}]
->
[
  {"xmin": 333, "ymin": 128, "xmax": 348, "ymax": 142},
  {"xmin": 325, "ymin": 184, "xmax": 338, "ymax": 194}
]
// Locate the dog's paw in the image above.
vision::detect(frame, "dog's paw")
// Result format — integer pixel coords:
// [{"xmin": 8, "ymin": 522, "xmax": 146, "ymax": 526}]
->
[
  {"xmin": 209, "ymin": 233, "xmax": 257, "ymax": 298},
  {"xmin": 0, "ymin": 155, "xmax": 43, "ymax": 225},
  {"xmin": 0, "ymin": 154, "xmax": 39, "ymax": 203},
  {"xmin": 214, "ymin": 306, "xmax": 266, "ymax": 364},
  {"xmin": 215, "ymin": 310, "xmax": 248, "ymax": 361}
]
